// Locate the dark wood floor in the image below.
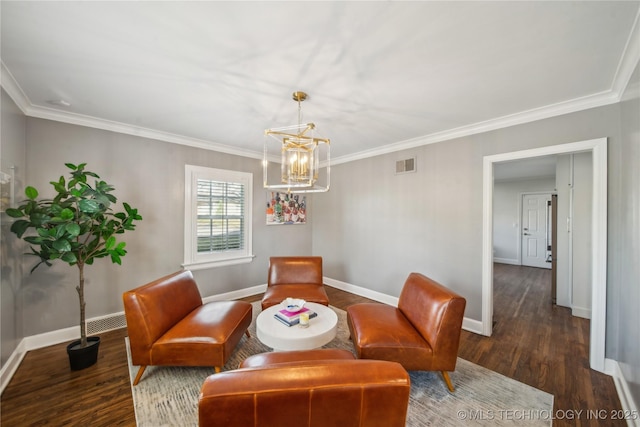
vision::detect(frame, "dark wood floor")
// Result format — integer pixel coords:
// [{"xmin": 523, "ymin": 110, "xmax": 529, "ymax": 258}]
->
[
  {"xmin": 458, "ymin": 264, "xmax": 623, "ymax": 427},
  {"xmin": 1, "ymin": 265, "xmax": 624, "ymax": 426}
]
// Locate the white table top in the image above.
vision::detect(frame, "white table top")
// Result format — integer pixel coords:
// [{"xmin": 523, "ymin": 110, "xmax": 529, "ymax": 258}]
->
[{"xmin": 256, "ymin": 302, "xmax": 338, "ymax": 351}]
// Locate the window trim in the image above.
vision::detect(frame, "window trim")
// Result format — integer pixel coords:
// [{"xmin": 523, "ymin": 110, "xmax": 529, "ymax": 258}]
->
[{"xmin": 183, "ymin": 165, "xmax": 254, "ymax": 270}]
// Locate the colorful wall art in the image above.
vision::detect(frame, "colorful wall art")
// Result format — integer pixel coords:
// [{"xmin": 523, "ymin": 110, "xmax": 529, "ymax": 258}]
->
[{"xmin": 266, "ymin": 192, "xmax": 306, "ymax": 225}]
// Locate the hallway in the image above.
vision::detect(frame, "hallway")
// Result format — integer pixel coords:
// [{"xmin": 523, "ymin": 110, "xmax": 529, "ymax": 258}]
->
[{"xmin": 458, "ymin": 263, "xmax": 623, "ymax": 426}]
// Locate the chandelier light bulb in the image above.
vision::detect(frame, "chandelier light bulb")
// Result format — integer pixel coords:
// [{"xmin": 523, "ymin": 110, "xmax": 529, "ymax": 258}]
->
[{"xmin": 263, "ymin": 91, "xmax": 331, "ymax": 193}]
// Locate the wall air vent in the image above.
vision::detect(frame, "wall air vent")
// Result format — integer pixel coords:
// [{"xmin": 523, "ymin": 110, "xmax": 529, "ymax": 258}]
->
[
  {"xmin": 86, "ymin": 312, "xmax": 127, "ymax": 335},
  {"xmin": 395, "ymin": 157, "xmax": 416, "ymax": 175}
]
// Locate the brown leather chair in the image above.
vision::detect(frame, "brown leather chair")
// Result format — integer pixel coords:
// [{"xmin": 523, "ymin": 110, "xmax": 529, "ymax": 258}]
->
[
  {"xmin": 237, "ymin": 348, "xmax": 356, "ymax": 368},
  {"xmin": 198, "ymin": 349, "xmax": 410, "ymax": 427},
  {"xmin": 123, "ymin": 270, "xmax": 252, "ymax": 385},
  {"xmin": 261, "ymin": 256, "xmax": 330, "ymax": 310},
  {"xmin": 347, "ymin": 272, "xmax": 466, "ymax": 392}
]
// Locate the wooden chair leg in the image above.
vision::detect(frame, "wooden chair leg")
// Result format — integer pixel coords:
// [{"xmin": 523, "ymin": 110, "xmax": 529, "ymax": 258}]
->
[
  {"xmin": 245, "ymin": 330, "xmax": 251, "ymax": 338},
  {"xmin": 133, "ymin": 366, "xmax": 147, "ymax": 386},
  {"xmin": 441, "ymin": 371, "xmax": 455, "ymax": 392}
]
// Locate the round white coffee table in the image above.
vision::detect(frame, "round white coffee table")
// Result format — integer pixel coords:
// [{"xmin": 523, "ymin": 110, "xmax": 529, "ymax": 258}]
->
[{"xmin": 256, "ymin": 302, "xmax": 338, "ymax": 351}]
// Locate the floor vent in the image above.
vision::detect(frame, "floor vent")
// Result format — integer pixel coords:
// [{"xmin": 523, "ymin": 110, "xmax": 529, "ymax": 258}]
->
[
  {"xmin": 395, "ymin": 157, "xmax": 416, "ymax": 174},
  {"xmin": 86, "ymin": 313, "xmax": 127, "ymax": 335}
]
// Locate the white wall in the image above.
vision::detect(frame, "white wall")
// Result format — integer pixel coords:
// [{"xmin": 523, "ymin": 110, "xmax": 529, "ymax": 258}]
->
[
  {"xmin": 0, "ymin": 88, "xmax": 26, "ymax": 368},
  {"xmin": 571, "ymin": 152, "xmax": 593, "ymax": 318},
  {"xmin": 555, "ymin": 155, "xmax": 571, "ymax": 308},
  {"xmin": 493, "ymin": 177, "xmax": 556, "ymax": 264},
  {"xmin": 554, "ymin": 153, "xmax": 592, "ymax": 316}
]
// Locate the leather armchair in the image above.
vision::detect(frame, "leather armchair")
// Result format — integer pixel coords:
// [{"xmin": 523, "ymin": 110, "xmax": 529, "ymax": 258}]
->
[
  {"xmin": 261, "ymin": 256, "xmax": 330, "ymax": 310},
  {"xmin": 347, "ymin": 272, "xmax": 466, "ymax": 392},
  {"xmin": 123, "ymin": 270, "xmax": 252, "ymax": 385},
  {"xmin": 198, "ymin": 349, "xmax": 410, "ymax": 427}
]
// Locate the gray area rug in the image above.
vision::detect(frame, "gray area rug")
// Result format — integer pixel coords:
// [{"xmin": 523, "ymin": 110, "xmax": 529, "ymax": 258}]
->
[{"xmin": 127, "ymin": 302, "xmax": 553, "ymax": 426}]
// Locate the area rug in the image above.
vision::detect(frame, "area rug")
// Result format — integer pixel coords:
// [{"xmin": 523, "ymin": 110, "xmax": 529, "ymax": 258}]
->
[{"xmin": 126, "ymin": 302, "xmax": 553, "ymax": 426}]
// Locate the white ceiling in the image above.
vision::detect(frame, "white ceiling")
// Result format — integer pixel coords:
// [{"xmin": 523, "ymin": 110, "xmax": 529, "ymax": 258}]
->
[
  {"xmin": 493, "ymin": 155, "xmax": 557, "ymax": 181},
  {"xmin": 2, "ymin": 1, "xmax": 639, "ymax": 165}
]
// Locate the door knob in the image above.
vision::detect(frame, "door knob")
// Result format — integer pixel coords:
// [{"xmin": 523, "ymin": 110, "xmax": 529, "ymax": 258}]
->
[{"xmin": 523, "ymin": 233, "xmax": 530, "ymax": 236}]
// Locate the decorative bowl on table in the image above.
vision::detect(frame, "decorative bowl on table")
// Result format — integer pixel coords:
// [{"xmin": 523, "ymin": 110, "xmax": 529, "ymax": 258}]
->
[{"xmin": 281, "ymin": 298, "xmax": 306, "ymax": 313}]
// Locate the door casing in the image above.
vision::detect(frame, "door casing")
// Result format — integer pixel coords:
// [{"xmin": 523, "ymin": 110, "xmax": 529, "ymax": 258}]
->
[{"xmin": 482, "ymin": 138, "xmax": 607, "ymax": 373}]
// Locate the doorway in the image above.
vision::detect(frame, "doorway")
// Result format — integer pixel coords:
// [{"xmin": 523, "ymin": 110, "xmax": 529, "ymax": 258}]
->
[
  {"xmin": 482, "ymin": 138, "xmax": 608, "ymax": 373},
  {"xmin": 521, "ymin": 192, "xmax": 553, "ymax": 269}
]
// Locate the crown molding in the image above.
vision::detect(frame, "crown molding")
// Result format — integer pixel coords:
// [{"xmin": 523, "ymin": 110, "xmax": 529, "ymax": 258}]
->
[
  {"xmin": 331, "ymin": 89, "xmax": 621, "ymax": 165},
  {"xmin": 611, "ymin": 8, "xmax": 640, "ymax": 98},
  {"xmin": 0, "ymin": 61, "xmax": 264, "ymax": 161},
  {"xmin": 332, "ymin": 9, "xmax": 640, "ymax": 166},
  {"xmin": 1, "ymin": 61, "xmax": 31, "ymax": 113},
  {"xmin": 3, "ymin": 18, "xmax": 638, "ymax": 168},
  {"xmin": 25, "ymin": 104, "xmax": 264, "ymax": 161}
]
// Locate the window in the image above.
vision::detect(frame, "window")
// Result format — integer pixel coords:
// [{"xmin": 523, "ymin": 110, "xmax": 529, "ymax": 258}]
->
[{"xmin": 184, "ymin": 165, "xmax": 253, "ymax": 270}]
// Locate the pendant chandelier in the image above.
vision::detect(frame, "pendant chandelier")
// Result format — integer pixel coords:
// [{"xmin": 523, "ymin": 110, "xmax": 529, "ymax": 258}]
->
[{"xmin": 263, "ymin": 91, "xmax": 330, "ymax": 193}]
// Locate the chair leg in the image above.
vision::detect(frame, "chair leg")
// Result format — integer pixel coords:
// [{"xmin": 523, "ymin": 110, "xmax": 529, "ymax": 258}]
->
[
  {"xmin": 245, "ymin": 330, "xmax": 251, "ymax": 338},
  {"xmin": 214, "ymin": 366, "xmax": 221, "ymax": 373},
  {"xmin": 133, "ymin": 366, "xmax": 147, "ymax": 386},
  {"xmin": 441, "ymin": 371, "xmax": 455, "ymax": 392}
]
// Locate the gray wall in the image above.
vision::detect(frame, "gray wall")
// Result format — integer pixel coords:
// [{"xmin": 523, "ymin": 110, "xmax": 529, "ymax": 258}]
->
[
  {"xmin": 1, "ymin": 88, "xmax": 26, "ymax": 366},
  {"xmin": 16, "ymin": 118, "xmax": 312, "ymax": 337},
  {"xmin": 612, "ymin": 60, "xmax": 640, "ymax": 405},
  {"xmin": 313, "ymin": 63, "xmax": 639, "ymax": 404},
  {"xmin": 1, "ymin": 63, "xmax": 638, "ymax": 407},
  {"xmin": 313, "ymin": 104, "xmax": 622, "ymax": 321},
  {"xmin": 493, "ymin": 176, "xmax": 556, "ymax": 264},
  {"xmin": 315, "ymin": 140, "xmax": 487, "ymax": 310}
]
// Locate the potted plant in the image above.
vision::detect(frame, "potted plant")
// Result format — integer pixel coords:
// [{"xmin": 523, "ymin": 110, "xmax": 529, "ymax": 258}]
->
[{"xmin": 6, "ymin": 163, "xmax": 142, "ymax": 370}]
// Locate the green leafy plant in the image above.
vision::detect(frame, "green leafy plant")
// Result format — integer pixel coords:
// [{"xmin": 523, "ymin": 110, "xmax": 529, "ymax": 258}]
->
[{"xmin": 7, "ymin": 163, "xmax": 142, "ymax": 348}]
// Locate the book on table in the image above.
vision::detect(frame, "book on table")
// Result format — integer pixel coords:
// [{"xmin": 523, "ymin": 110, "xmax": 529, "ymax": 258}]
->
[{"xmin": 274, "ymin": 307, "xmax": 317, "ymax": 327}]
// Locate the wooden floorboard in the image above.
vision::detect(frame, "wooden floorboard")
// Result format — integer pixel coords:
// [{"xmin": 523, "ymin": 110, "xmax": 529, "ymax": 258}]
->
[
  {"xmin": 1, "ymin": 266, "xmax": 624, "ymax": 425},
  {"xmin": 458, "ymin": 264, "xmax": 624, "ymax": 426}
]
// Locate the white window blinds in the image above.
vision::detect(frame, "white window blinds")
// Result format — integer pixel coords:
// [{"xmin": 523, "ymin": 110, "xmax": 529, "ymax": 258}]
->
[{"xmin": 184, "ymin": 165, "xmax": 253, "ymax": 270}]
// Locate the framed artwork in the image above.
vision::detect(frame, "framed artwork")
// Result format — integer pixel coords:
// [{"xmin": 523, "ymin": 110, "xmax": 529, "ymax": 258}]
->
[{"xmin": 266, "ymin": 191, "xmax": 306, "ymax": 225}]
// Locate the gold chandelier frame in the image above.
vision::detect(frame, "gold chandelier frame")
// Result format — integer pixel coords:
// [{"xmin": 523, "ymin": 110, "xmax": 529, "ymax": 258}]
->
[{"xmin": 263, "ymin": 91, "xmax": 330, "ymax": 193}]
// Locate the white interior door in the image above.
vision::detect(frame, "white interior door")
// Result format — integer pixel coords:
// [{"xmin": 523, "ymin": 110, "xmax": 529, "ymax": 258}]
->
[{"xmin": 521, "ymin": 193, "xmax": 552, "ymax": 269}]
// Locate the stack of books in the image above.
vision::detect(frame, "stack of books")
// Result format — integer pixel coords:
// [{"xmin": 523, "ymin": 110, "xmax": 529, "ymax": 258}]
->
[{"xmin": 274, "ymin": 307, "xmax": 317, "ymax": 327}]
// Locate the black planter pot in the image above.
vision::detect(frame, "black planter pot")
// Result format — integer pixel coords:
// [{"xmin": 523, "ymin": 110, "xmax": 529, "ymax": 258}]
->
[{"xmin": 66, "ymin": 336, "xmax": 100, "ymax": 370}]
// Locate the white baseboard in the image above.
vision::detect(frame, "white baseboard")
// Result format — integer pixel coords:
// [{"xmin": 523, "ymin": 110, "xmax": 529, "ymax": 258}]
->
[
  {"xmin": 605, "ymin": 358, "xmax": 640, "ymax": 427},
  {"xmin": 462, "ymin": 317, "xmax": 484, "ymax": 335},
  {"xmin": 323, "ymin": 277, "xmax": 482, "ymax": 335},
  {"xmin": 201, "ymin": 284, "xmax": 266, "ymax": 304},
  {"xmin": 0, "ymin": 339, "xmax": 27, "ymax": 394},
  {"xmin": 206, "ymin": 277, "xmax": 483, "ymax": 337},
  {"xmin": 13, "ymin": 284, "xmax": 265, "ymax": 352},
  {"xmin": 22, "ymin": 325, "xmax": 80, "ymax": 355},
  {"xmin": 3, "ymin": 278, "xmax": 623, "ymax": 412},
  {"xmin": 572, "ymin": 305, "xmax": 592, "ymax": 319},
  {"xmin": 1, "ymin": 322, "xmax": 103, "ymax": 394},
  {"xmin": 0, "ymin": 284, "xmax": 267, "ymax": 395},
  {"xmin": 323, "ymin": 277, "xmax": 399, "ymax": 306}
]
